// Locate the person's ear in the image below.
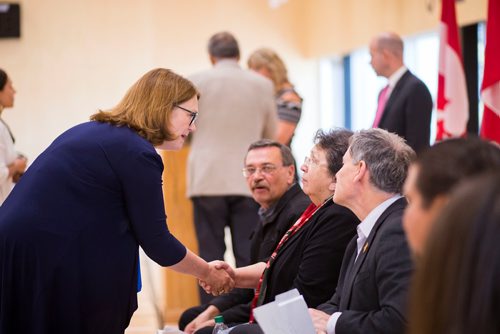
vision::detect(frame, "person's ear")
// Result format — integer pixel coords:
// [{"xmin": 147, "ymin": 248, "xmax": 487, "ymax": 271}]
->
[
  {"xmin": 381, "ymin": 48, "xmax": 391, "ymax": 60},
  {"xmin": 430, "ymin": 195, "xmax": 449, "ymax": 215},
  {"xmin": 328, "ymin": 181, "xmax": 336, "ymax": 192},
  {"xmin": 354, "ymin": 161, "xmax": 367, "ymax": 183},
  {"xmin": 286, "ymin": 165, "xmax": 295, "ymax": 184}
]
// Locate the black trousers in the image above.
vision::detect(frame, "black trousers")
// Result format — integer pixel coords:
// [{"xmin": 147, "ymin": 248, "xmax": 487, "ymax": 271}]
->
[
  {"xmin": 178, "ymin": 304, "xmax": 209, "ymax": 332},
  {"xmin": 192, "ymin": 195, "xmax": 259, "ymax": 303},
  {"xmin": 178, "ymin": 304, "xmax": 261, "ymax": 334}
]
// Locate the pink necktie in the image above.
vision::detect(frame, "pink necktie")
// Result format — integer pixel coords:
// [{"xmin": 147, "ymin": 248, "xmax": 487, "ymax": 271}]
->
[{"xmin": 372, "ymin": 85, "xmax": 390, "ymax": 128}]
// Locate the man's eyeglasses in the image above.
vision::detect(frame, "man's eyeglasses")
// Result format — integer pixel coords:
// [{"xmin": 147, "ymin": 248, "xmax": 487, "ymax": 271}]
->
[
  {"xmin": 175, "ymin": 104, "xmax": 198, "ymax": 126},
  {"xmin": 242, "ymin": 165, "xmax": 280, "ymax": 178}
]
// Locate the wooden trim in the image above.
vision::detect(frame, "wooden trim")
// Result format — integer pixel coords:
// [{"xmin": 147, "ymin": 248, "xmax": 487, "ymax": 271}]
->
[{"xmin": 160, "ymin": 146, "xmax": 200, "ymax": 324}]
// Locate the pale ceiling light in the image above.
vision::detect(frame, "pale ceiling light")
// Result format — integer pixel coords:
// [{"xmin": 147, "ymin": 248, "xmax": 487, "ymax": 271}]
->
[{"xmin": 268, "ymin": 0, "xmax": 288, "ymax": 9}]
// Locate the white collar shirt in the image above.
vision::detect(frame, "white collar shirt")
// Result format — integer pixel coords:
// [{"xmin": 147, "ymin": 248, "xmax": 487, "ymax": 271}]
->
[
  {"xmin": 355, "ymin": 195, "xmax": 402, "ymax": 260},
  {"xmin": 326, "ymin": 194, "xmax": 403, "ymax": 334},
  {"xmin": 385, "ymin": 66, "xmax": 407, "ymax": 99}
]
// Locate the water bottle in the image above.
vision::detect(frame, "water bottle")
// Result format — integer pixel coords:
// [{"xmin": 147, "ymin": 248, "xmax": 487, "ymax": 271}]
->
[{"xmin": 212, "ymin": 315, "xmax": 229, "ymax": 334}]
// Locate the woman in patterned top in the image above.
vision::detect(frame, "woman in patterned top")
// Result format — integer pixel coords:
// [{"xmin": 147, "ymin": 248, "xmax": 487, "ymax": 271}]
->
[{"xmin": 248, "ymin": 48, "xmax": 302, "ymax": 147}]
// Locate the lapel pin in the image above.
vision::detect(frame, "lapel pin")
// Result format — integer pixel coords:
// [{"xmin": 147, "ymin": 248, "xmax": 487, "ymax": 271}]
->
[{"xmin": 363, "ymin": 242, "xmax": 369, "ymax": 253}]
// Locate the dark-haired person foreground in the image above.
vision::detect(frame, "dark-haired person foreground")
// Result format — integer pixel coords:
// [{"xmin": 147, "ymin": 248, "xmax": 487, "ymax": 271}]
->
[
  {"xmin": 402, "ymin": 137, "xmax": 500, "ymax": 257},
  {"xmin": 310, "ymin": 128, "xmax": 415, "ymax": 334},
  {"xmin": 179, "ymin": 140, "xmax": 310, "ymax": 333},
  {"xmin": 0, "ymin": 68, "xmax": 27, "ymax": 205},
  {"xmin": 207, "ymin": 129, "xmax": 359, "ymax": 334},
  {"xmin": 408, "ymin": 172, "xmax": 500, "ymax": 334},
  {"xmin": 0, "ymin": 68, "xmax": 232, "ymax": 334}
]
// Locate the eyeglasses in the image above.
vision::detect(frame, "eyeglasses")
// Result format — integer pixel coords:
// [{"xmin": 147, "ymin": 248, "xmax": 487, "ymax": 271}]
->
[
  {"xmin": 303, "ymin": 156, "xmax": 320, "ymax": 167},
  {"xmin": 242, "ymin": 165, "xmax": 280, "ymax": 178},
  {"xmin": 175, "ymin": 104, "xmax": 198, "ymax": 126}
]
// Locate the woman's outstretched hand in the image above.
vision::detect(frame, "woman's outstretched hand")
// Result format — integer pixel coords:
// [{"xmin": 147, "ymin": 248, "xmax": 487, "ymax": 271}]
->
[{"xmin": 199, "ymin": 260, "xmax": 235, "ymax": 296}]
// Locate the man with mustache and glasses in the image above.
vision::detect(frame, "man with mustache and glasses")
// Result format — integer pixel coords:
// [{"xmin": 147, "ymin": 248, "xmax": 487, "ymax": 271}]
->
[
  {"xmin": 179, "ymin": 139, "xmax": 310, "ymax": 334},
  {"xmin": 195, "ymin": 129, "xmax": 359, "ymax": 334}
]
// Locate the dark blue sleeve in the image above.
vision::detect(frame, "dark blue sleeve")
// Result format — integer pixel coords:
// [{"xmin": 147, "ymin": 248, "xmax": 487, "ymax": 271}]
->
[{"xmin": 109, "ymin": 141, "xmax": 187, "ymax": 266}]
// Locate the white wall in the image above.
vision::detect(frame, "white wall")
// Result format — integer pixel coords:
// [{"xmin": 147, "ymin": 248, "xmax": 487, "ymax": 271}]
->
[
  {"xmin": 0, "ymin": 0, "xmax": 315, "ymax": 163},
  {"xmin": 1, "ymin": 0, "xmax": 487, "ymax": 165}
]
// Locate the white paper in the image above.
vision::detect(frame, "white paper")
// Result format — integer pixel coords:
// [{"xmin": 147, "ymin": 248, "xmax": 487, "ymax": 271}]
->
[
  {"xmin": 253, "ymin": 289, "xmax": 315, "ymax": 334},
  {"xmin": 275, "ymin": 288, "xmax": 300, "ymax": 303}
]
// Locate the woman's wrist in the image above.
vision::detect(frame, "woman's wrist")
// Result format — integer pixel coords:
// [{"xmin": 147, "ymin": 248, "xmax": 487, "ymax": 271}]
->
[{"xmin": 198, "ymin": 261, "xmax": 211, "ymax": 281}]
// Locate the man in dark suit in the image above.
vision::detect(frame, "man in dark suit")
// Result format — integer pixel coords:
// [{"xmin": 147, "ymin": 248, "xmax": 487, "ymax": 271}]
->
[
  {"xmin": 179, "ymin": 139, "xmax": 310, "ymax": 334},
  {"xmin": 309, "ymin": 128, "xmax": 415, "ymax": 334},
  {"xmin": 370, "ymin": 32, "xmax": 433, "ymax": 153}
]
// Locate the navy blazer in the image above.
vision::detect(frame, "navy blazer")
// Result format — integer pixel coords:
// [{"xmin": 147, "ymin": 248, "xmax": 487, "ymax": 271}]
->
[
  {"xmin": 317, "ymin": 198, "xmax": 413, "ymax": 334},
  {"xmin": 378, "ymin": 71, "xmax": 433, "ymax": 153}
]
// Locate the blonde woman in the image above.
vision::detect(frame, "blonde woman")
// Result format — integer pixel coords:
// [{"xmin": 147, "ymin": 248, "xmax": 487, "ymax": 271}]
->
[{"xmin": 248, "ymin": 48, "xmax": 302, "ymax": 147}]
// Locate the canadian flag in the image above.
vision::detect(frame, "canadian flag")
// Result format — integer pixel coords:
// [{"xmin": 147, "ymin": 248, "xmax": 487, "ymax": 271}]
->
[
  {"xmin": 436, "ymin": 0, "xmax": 469, "ymax": 140},
  {"xmin": 480, "ymin": 0, "xmax": 500, "ymax": 143}
]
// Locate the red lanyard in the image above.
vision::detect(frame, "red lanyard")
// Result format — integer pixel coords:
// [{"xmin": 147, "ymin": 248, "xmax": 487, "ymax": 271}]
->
[{"xmin": 249, "ymin": 199, "xmax": 330, "ymax": 322}]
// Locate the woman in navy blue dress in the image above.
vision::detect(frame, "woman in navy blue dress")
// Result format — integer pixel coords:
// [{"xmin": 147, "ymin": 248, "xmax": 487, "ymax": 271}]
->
[{"xmin": 0, "ymin": 68, "xmax": 232, "ymax": 334}]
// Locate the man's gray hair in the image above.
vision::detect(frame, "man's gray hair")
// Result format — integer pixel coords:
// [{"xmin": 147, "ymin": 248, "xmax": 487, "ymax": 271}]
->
[
  {"xmin": 349, "ymin": 128, "xmax": 415, "ymax": 194},
  {"xmin": 208, "ymin": 31, "xmax": 240, "ymax": 59}
]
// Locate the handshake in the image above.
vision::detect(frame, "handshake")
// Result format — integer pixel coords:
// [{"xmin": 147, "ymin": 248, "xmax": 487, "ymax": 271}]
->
[{"xmin": 199, "ymin": 260, "xmax": 236, "ymax": 296}]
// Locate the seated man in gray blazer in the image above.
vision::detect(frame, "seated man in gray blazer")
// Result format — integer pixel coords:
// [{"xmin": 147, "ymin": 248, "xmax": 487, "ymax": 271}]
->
[{"xmin": 309, "ymin": 128, "xmax": 415, "ymax": 334}]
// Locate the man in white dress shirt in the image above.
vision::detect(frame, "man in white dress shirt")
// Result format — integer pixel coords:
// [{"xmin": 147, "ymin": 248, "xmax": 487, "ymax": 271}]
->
[
  {"xmin": 370, "ymin": 32, "xmax": 433, "ymax": 154},
  {"xmin": 309, "ymin": 128, "xmax": 414, "ymax": 334}
]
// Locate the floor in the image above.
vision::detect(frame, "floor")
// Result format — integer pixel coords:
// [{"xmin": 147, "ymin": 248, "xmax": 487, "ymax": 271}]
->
[
  {"xmin": 126, "ymin": 256, "xmax": 168, "ymax": 334},
  {"xmin": 125, "ymin": 227, "xmax": 236, "ymax": 334}
]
